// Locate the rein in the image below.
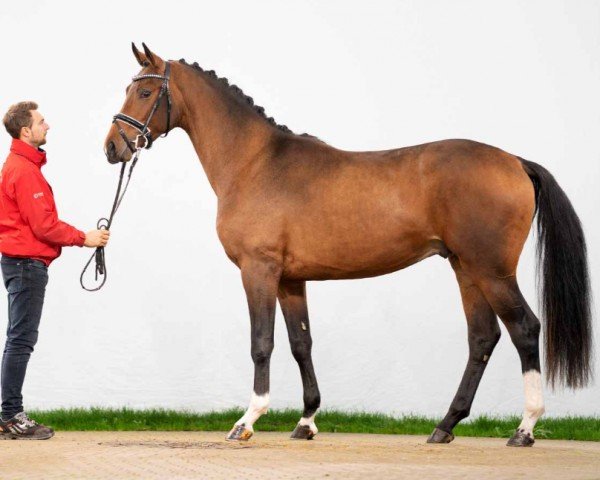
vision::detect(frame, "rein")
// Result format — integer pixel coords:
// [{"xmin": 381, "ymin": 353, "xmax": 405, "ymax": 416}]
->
[{"xmin": 80, "ymin": 62, "xmax": 171, "ymax": 291}]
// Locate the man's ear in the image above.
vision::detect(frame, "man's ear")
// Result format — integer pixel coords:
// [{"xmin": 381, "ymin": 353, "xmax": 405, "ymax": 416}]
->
[
  {"xmin": 19, "ymin": 125, "xmax": 31, "ymax": 140},
  {"xmin": 132, "ymin": 42, "xmax": 147, "ymax": 67}
]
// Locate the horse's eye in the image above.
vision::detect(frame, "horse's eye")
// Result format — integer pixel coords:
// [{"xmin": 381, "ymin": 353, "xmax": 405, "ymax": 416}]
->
[{"xmin": 139, "ymin": 89, "xmax": 151, "ymax": 99}]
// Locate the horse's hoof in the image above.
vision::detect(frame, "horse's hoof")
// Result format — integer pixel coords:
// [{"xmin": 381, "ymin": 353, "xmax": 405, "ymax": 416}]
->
[
  {"xmin": 290, "ymin": 423, "xmax": 316, "ymax": 440},
  {"xmin": 226, "ymin": 423, "xmax": 253, "ymax": 441},
  {"xmin": 507, "ymin": 429, "xmax": 535, "ymax": 447},
  {"xmin": 427, "ymin": 428, "xmax": 455, "ymax": 444}
]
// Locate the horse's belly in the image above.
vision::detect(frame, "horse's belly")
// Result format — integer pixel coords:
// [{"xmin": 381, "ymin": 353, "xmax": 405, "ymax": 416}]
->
[{"xmin": 282, "ymin": 234, "xmax": 446, "ymax": 281}]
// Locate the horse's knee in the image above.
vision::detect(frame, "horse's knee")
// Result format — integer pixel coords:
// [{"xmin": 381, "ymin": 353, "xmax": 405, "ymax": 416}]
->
[
  {"xmin": 251, "ymin": 339, "xmax": 274, "ymax": 365},
  {"xmin": 290, "ymin": 338, "xmax": 312, "ymax": 362}
]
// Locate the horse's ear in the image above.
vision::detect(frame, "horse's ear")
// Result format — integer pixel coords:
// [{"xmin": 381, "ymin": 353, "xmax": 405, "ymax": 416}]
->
[
  {"xmin": 142, "ymin": 42, "xmax": 158, "ymax": 67},
  {"xmin": 131, "ymin": 42, "xmax": 146, "ymax": 67}
]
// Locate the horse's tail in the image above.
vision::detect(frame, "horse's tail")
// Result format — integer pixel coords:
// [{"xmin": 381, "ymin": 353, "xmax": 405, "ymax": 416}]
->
[{"xmin": 520, "ymin": 158, "xmax": 592, "ymax": 389}]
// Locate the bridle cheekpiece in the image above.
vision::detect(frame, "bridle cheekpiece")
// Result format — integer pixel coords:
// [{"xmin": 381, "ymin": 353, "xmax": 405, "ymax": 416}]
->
[{"xmin": 112, "ymin": 62, "xmax": 172, "ymax": 154}]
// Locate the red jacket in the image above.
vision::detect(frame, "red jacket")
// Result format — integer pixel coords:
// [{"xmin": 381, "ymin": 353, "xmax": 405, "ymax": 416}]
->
[{"xmin": 0, "ymin": 139, "xmax": 85, "ymax": 265}]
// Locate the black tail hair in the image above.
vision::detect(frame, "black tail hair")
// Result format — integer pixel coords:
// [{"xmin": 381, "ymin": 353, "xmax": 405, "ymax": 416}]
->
[{"xmin": 520, "ymin": 158, "xmax": 592, "ymax": 389}]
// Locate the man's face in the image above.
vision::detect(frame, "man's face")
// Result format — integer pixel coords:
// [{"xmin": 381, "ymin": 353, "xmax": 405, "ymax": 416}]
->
[{"xmin": 20, "ymin": 110, "xmax": 49, "ymax": 147}]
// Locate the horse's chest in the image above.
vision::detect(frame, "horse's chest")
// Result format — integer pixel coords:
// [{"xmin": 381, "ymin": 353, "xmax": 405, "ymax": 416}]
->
[{"xmin": 216, "ymin": 210, "xmax": 284, "ymax": 264}]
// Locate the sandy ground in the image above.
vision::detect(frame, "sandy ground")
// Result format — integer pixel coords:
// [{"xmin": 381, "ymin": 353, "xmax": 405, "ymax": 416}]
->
[{"xmin": 1, "ymin": 431, "xmax": 599, "ymax": 480}]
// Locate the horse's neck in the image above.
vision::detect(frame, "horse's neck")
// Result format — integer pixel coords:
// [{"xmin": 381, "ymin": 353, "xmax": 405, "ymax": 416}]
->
[{"xmin": 176, "ymin": 68, "xmax": 274, "ymax": 197}]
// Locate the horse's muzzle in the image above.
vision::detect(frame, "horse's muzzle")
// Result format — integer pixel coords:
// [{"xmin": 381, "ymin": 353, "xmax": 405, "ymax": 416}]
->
[{"xmin": 105, "ymin": 140, "xmax": 133, "ymax": 164}]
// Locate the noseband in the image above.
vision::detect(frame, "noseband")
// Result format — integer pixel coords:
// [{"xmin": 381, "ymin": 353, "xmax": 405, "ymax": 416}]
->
[{"xmin": 113, "ymin": 62, "xmax": 172, "ymax": 153}]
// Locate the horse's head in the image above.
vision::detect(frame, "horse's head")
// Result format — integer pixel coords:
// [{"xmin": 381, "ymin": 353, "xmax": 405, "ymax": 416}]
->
[{"xmin": 104, "ymin": 43, "xmax": 174, "ymax": 163}]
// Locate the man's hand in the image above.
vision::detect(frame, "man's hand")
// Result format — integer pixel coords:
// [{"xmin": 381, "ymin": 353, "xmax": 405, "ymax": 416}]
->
[{"xmin": 84, "ymin": 229, "xmax": 110, "ymax": 248}]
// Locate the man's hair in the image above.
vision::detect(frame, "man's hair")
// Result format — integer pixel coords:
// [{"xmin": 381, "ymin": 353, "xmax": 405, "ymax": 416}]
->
[{"xmin": 3, "ymin": 101, "xmax": 38, "ymax": 139}]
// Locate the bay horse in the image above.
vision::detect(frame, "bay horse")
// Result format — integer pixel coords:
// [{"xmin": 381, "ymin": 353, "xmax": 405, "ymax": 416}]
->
[{"xmin": 104, "ymin": 44, "xmax": 592, "ymax": 447}]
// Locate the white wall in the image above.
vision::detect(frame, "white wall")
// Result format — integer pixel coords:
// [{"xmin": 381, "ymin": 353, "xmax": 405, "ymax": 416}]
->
[{"xmin": 0, "ymin": 0, "xmax": 598, "ymax": 417}]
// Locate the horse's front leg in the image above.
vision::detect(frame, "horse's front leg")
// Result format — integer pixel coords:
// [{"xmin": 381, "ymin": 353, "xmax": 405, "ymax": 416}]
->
[
  {"xmin": 278, "ymin": 279, "xmax": 320, "ymax": 440},
  {"xmin": 226, "ymin": 258, "xmax": 282, "ymax": 441}
]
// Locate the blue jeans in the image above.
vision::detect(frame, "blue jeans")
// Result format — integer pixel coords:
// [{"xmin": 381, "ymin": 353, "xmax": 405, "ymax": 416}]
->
[{"xmin": 1, "ymin": 256, "xmax": 48, "ymax": 420}]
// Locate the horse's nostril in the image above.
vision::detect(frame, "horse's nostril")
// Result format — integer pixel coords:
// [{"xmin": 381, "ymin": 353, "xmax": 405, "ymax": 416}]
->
[
  {"xmin": 105, "ymin": 141, "xmax": 121, "ymax": 163},
  {"xmin": 106, "ymin": 141, "xmax": 118, "ymax": 162}
]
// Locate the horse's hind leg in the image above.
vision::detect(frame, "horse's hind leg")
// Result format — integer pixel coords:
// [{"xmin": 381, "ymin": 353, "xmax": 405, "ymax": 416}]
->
[
  {"xmin": 477, "ymin": 275, "xmax": 545, "ymax": 447},
  {"xmin": 278, "ymin": 280, "xmax": 321, "ymax": 440},
  {"xmin": 428, "ymin": 256, "xmax": 501, "ymax": 444}
]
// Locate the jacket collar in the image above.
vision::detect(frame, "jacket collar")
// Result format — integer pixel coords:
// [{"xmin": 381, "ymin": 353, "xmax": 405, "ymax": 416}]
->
[{"xmin": 10, "ymin": 138, "xmax": 47, "ymax": 167}]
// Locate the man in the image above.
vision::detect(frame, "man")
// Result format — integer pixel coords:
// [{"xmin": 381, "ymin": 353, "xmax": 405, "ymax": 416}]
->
[{"xmin": 0, "ymin": 101, "xmax": 109, "ymax": 440}]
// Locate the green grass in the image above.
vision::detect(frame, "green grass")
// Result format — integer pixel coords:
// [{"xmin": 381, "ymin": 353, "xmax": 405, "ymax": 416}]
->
[{"xmin": 27, "ymin": 408, "xmax": 600, "ymax": 441}]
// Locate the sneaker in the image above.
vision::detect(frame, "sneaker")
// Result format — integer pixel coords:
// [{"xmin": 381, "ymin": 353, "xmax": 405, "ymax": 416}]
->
[{"xmin": 0, "ymin": 412, "xmax": 54, "ymax": 440}]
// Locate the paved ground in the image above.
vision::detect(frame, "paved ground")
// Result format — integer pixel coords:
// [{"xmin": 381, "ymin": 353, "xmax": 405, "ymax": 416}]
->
[{"xmin": 2, "ymin": 432, "xmax": 599, "ymax": 479}]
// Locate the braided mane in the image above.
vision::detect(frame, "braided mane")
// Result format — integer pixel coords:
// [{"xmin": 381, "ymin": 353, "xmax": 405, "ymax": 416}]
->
[{"xmin": 178, "ymin": 59, "xmax": 315, "ymax": 138}]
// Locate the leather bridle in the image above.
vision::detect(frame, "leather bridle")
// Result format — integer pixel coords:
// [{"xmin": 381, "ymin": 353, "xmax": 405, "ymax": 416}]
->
[
  {"xmin": 81, "ymin": 62, "xmax": 172, "ymax": 292},
  {"xmin": 112, "ymin": 62, "xmax": 172, "ymax": 153}
]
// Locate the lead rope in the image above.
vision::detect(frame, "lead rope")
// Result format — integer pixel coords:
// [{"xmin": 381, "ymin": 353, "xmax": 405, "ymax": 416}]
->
[
  {"xmin": 81, "ymin": 62, "xmax": 171, "ymax": 292},
  {"xmin": 79, "ymin": 150, "xmax": 141, "ymax": 291}
]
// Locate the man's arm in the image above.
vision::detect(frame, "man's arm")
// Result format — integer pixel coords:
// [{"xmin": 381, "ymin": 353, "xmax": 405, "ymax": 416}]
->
[{"xmin": 12, "ymin": 166, "xmax": 88, "ymax": 247}]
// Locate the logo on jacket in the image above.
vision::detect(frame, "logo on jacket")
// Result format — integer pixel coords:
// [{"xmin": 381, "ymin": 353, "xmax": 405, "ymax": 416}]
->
[{"xmin": 33, "ymin": 192, "xmax": 44, "ymax": 199}]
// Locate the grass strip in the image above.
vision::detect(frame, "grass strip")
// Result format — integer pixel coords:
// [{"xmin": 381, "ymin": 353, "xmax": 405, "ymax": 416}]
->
[{"xmin": 28, "ymin": 408, "xmax": 600, "ymax": 441}]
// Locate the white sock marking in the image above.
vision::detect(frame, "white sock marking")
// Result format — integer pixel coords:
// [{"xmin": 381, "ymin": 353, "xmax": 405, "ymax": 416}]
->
[
  {"xmin": 518, "ymin": 370, "xmax": 545, "ymax": 437},
  {"xmin": 235, "ymin": 392, "xmax": 270, "ymax": 431},
  {"xmin": 298, "ymin": 412, "xmax": 319, "ymax": 434}
]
